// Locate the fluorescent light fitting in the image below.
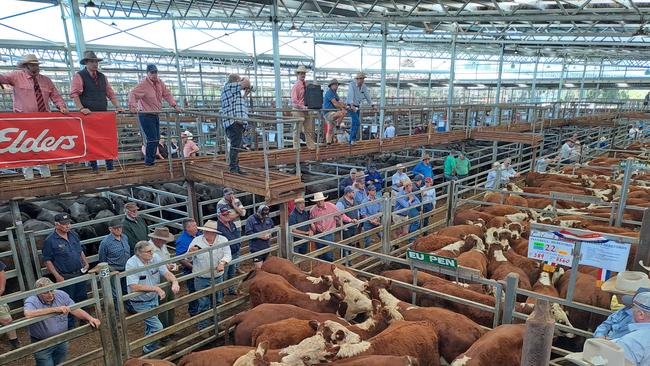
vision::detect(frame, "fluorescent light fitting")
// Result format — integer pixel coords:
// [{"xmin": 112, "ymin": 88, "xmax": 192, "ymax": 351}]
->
[
  {"xmin": 408, "ymin": 83, "xmax": 418, "ymax": 87},
  {"xmin": 564, "ymin": 83, "xmax": 576, "ymax": 88},
  {"xmin": 476, "ymin": 84, "xmax": 486, "ymax": 88},
  {"xmin": 616, "ymin": 83, "xmax": 629, "ymax": 87},
  {"xmin": 517, "ymin": 83, "xmax": 527, "ymax": 87}
]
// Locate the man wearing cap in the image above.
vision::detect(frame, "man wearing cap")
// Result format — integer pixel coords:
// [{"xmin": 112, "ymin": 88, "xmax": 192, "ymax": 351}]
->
[
  {"xmin": 360, "ymin": 184, "xmax": 382, "ymax": 248},
  {"xmin": 339, "ymin": 169, "xmax": 358, "ymax": 197},
  {"xmin": 501, "ymin": 158, "xmax": 520, "ymax": 181},
  {"xmin": 485, "ymin": 162, "xmax": 505, "ymax": 189},
  {"xmin": 181, "ymin": 130, "xmax": 200, "ymax": 158},
  {"xmin": 42, "ymin": 213, "xmax": 89, "ymax": 328},
  {"xmin": 595, "ymin": 289, "xmax": 648, "ymax": 340},
  {"xmin": 309, "ymin": 192, "xmax": 356, "ymax": 262},
  {"xmin": 128, "ymin": 64, "xmax": 183, "ymax": 167},
  {"xmin": 221, "ymin": 73, "xmax": 251, "ymax": 174},
  {"xmin": 322, "ymin": 79, "xmax": 348, "ymax": 144},
  {"xmin": 291, "ymin": 66, "xmax": 316, "ymax": 150},
  {"xmin": 413, "ymin": 155, "xmax": 433, "ymax": 180},
  {"xmin": 365, "ymin": 163, "xmax": 384, "ymax": 192},
  {"xmin": 217, "ymin": 206, "xmax": 241, "ymax": 295},
  {"xmin": 175, "ymin": 218, "xmax": 200, "ymax": 316},
  {"xmin": 24, "ymin": 277, "xmax": 100, "ymax": 366},
  {"xmin": 98, "ymin": 219, "xmax": 131, "ymax": 312},
  {"xmin": 70, "ymin": 50, "xmax": 124, "ymax": 173},
  {"xmin": 217, "ymin": 188, "xmax": 246, "ymax": 234},
  {"xmin": 187, "ymin": 220, "xmax": 231, "ymax": 329},
  {"xmin": 444, "ymin": 150, "xmax": 457, "ymax": 181},
  {"xmin": 611, "ymin": 291, "xmax": 650, "ymax": 365},
  {"xmin": 148, "ymin": 227, "xmax": 176, "ymax": 329},
  {"xmin": 288, "ymin": 197, "xmax": 312, "ymax": 255},
  {"xmin": 391, "ymin": 164, "xmax": 409, "ymax": 194},
  {"xmin": 455, "ymin": 152, "xmax": 470, "ymax": 179},
  {"xmin": 346, "ymin": 72, "xmax": 373, "ymax": 144},
  {"xmin": 245, "ymin": 205, "xmax": 274, "ymax": 268},
  {"xmin": 122, "ymin": 202, "xmax": 149, "ymax": 254},
  {"xmin": 353, "ymin": 176, "xmax": 368, "ymax": 205},
  {"xmin": 0, "ymin": 54, "xmax": 68, "ymax": 180},
  {"xmin": 125, "ymin": 240, "xmax": 180, "ymax": 354}
]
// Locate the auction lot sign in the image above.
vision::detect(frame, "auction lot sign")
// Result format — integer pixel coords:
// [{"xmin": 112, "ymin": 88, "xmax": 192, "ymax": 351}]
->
[{"xmin": 0, "ymin": 112, "xmax": 117, "ymax": 168}]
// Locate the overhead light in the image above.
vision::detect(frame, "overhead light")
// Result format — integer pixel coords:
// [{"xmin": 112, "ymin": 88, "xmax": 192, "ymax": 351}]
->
[
  {"xmin": 564, "ymin": 83, "xmax": 576, "ymax": 88},
  {"xmin": 514, "ymin": 48, "xmax": 519, "ymax": 55},
  {"xmin": 617, "ymin": 82, "xmax": 629, "ymax": 87},
  {"xmin": 408, "ymin": 83, "xmax": 418, "ymax": 87},
  {"xmin": 517, "ymin": 83, "xmax": 527, "ymax": 87},
  {"xmin": 398, "ymin": 35, "xmax": 405, "ymax": 43},
  {"xmin": 476, "ymin": 84, "xmax": 487, "ymax": 88},
  {"xmin": 85, "ymin": 0, "xmax": 96, "ymax": 8}
]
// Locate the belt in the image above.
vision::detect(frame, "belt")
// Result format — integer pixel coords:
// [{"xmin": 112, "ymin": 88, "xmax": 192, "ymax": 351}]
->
[
  {"xmin": 128, "ymin": 297, "xmax": 155, "ymax": 303},
  {"xmin": 139, "ymin": 112, "xmax": 158, "ymax": 117},
  {"xmin": 59, "ymin": 270, "xmax": 82, "ymax": 276}
]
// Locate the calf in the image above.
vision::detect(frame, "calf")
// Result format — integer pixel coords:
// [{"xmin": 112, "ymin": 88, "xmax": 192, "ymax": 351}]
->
[
  {"xmin": 487, "ymin": 245, "xmax": 533, "ymax": 292},
  {"xmin": 457, "ymin": 249, "xmax": 488, "ymax": 277},
  {"xmin": 380, "ymin": 269, "xmax": 490, "ymax": 304},
  {"xmin": 412, "ymin": 234, "xmax": 467, "ymax": 253},
  {"xmin": 480, "ymin": 204, "xmax": 522, "ymax": 217},
  {"xmin": 557, "ymin": 271, "xmax": 611, "ymax": 331},
  {"xmin": 486, "ymin": 216, "xmax": 511, "ymax": 229},
  {"xmin": 504, "ymin": 248, "xmax": 541, "ymax": 285},
  {"xmin": 319, "ymin": 355, "xmax": 419, "ymax": 366},
  {"xmin": 453, "ymin": 209, "xmax": 494, "ymax": 226},
  {"xmin": 525, "ymin": 272, "xmax": 574, "ymax": 335},
  {"xmin": 435, "ymin": 225, "xmax": 485, "ymax": 240},
  {"xmin": 451, "ymin": 324, "xmax": 525, "ymax": 366},
  {"xmin": 504, "ymin": 195, "xmax": 528, "ymax": 208},
  {"xmin": 433, "ymin": 234, "xmax": 484, "ymax": 258},
  {"xmin": 261, "ymin": 257, "xmax": 332, "ymax": 293},
  {"xmin": 226, "ymin": 303, "xmax": 349, "ymax": 346},
  {"xmin": 310, "ymin": 264, "xmax": 367, "ymax": 292},
  {"xmin": 367, "ymin": 277, "xmax": 485, "ymax": 362}
]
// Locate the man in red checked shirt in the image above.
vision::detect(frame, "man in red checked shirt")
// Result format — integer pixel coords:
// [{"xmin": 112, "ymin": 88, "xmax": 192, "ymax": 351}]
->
[
  {"xmin": 290, "ymin": 65, "xmax": 316, "ymax": 150},
  {"xmin": 69, "ymin": 51, "xmax": 124, "ymax": 173},
  {"xmin": 0, "ymin": 54, "xmax": 68, "ymax": 180}
]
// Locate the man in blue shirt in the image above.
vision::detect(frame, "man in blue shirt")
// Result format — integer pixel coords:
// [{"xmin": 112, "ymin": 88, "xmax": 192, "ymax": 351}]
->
[
  {"xmin": 220, "ymin": 73, "xmax": 251, "ymax": 174},
  {"xmin": 322, "ymin": 79, "xmax": 347, "ymax": 144},
  {"xmin": 24, "ymin": 277, "xmax": 100, "ymax": 366},
  {"xmin": 217, "ymin": 207, "xmax": 241, "ymax": 295},
  {"xmin": 245, "ymin": 205, "xmax": 274, "ymax": 268},
  {"xmin": 360, "ymin": 185, "xmax": 382, "ymax": 248},
  {"xmin": 42, "ymin": 213, "xmax": 89, "ymax": 328},
  {"xmin": 288, "ymin": 197, "xmax": 311, "ymax": 255},
  {"xmin": 394, "ymin": 181, "xmax": 421, "ymax": 239},
  {"xmin": 98, "ymin": 219, "xmax": 131, "ymax": 312},
  {"xmin": 612, "ymin": 292, "xmax": 650, "ymax": 365},
  {"xmin": 353, "ymin": 176, "xmax": 368, "ymax": 205},
  {"xmin": 346, "ymin": 72, "xmax": 373, "ymax": 144},
  {"xmin": 339, "ymin": 168, "xmax": 357, "ymax": 197},
  {"xmin": 175, "ymin": 218, "xmax": 200, "ymax": 316},
  {"xmin": 365, "ymin": 163, "xmax": 383, "ymax": 192},
  {"xmin": 412, "ymin": 154, "xmax": 433, "ymax": 180}
]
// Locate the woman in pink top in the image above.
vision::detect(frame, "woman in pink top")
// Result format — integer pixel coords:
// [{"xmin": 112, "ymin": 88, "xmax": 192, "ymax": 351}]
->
[{"xmin": 181, "ymin": 131, "xmax": 199, "ymax": 158}]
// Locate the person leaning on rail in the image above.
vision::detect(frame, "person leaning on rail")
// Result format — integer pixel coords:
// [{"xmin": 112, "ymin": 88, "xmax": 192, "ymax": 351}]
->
[
  {"xmin": 0, "ymin": 54, "xmax": 68, "ymax": 180},
  {"xmin": 148, "ymin": 227, "xmax": 177, "ymax": 331},
  {"xmin": 245, "ymin": 205, "xmax": 274, "ymax": 269},
  {"xmin": 98, "ymin": 219, "xmax": 131, "ymax": 313},
  {"xmin": 24, "ymin": 277, "xmax": 100, "ymax": 366}
]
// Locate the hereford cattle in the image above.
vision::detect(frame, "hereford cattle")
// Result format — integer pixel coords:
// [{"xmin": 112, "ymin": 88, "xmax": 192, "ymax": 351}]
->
[
  {"xmin": 328, "ymin": 321, "xmax": 440, "ymax": 366},
  {"xmin": 367, "ymin": 277, "xmax": 485, "ymax": 362},
  {"xmin": 178, "ymin": 346, "xmax": 255, "ymax": 366},
  {"xmin": 453, "ymin": 209, "xmax": 494, "ymax": 226},
  {"xmin": 487, "ymin": 245, "xmax": 533, "ymax": 292},
  {"xmin": 504, "ymin": 195, "xmax": 528, "ymax": 208},
  {"xmin": 435, "ymin": 225, "xmax": 485, "ymax": 240},
  {"xmin": 318, "ymin": 355, "xmax": 420, "ymax": 366},
  {"xmin": 244, "ymin": 270, "xmax": 372, "ymax": 321},
  {"xmin": 457, "ymin": 249, "xmax": 488, "ymax": 277},
  {"xmin": 412, "ymin": 235, "xmax": 466, "ymax": 253},
  {"xmin": 557, "ymin": 271, "xmax": 611, "ymax": 331},
  {"xmin": 226, "ymin": 304, "xmax": 349, "ymax": 345},
  {"xmin": 480, "ymin": 204, "xmax": 522, "ymax": 217},
  {"xmin": 124, "ymin": 359, "xmax": 176, "ymax": 366},
  {"xmin": 486, "ymin": 216, "xmax": 511, "ymax": 229},
  {"xmin": 433, "ymin": 234, "xmax": 484, "ymax": 258},
  {"xmin": 310, "ymin": 264, "xmax": 367, "ymax": 292},
  {"xmin": 450, "ymin": 324, "xmax": 525, "ymax": 366},
  {"xmin": 525, "ymin": 272, "xmax": 574, "ymax": 334},
  {"xmin": 504, "ymin": 248, "xmax": 541, "ymax": 284},
  {"xmin": 261, "ymin": 257, "xmax": 332, "ymax": 293},
  {"xmin": 381, "ymin": 269, "xmax": 491, "ymax": 304},
  {"xmin": 483, "ymin": 191, "xmax": 505, "ymax": 204}
]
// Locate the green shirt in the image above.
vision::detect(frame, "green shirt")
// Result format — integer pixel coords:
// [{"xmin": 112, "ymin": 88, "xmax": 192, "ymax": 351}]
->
[
  {"xmin": 455, "ymin": 157, "xmax": 470, "ymax": 175},
  {"xmin": 444, "ymin": 155, "xmax": 457, "ymax": 175},
  {"xmin": 121, "ymin": 216, "xmax": 149, "ymax": 254}
]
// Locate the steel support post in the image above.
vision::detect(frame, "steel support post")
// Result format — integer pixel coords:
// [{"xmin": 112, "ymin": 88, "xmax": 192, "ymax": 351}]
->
[
  {"xmin": 171, "ymin": 20, "xmax": 185, "ymax": 105},
  {"xmin": 9, "ymin": 200, "xmax": 35, "ymax": 289},
  {"xmin": 615, "ymin": 158, "xmax": 635, "ymax": 227},
  {"xmin": 381, "ymin": 196, "xmax": 392, "ymax": 259},
  {"xmin": 378, "ymin": 22, "xmax": 388, "ymax": 144},
  {"xmin": 494, "ymin": 44, "xmax": 505, "ymax": 126},
  {"xmin": 594, "ymin": 59, "xmax": 605, "ymax": 107},
  {"xmin": 271, "ymin": 0, "xmax": 284, "ymax": 148},
  {"xmin": 427, "ymin": 55, "xmax": 433, "ymax": 102},
  {"xmin": 492, "ymin": 141, "xmax": 498, "ymax": 163},
  {"xmin": 578, "ymin": 61, "xmax": 588, "ymax": 102},
  {"xmin": 67, "ymin": 0, "xmax": 86, "ymax": 63},
  {"xmin": 528, "ymin": 52, "xmax": 540, "ymax": 123},
  {"xmin": 446, "ymin": 34, "xmax": 457, "ymax": 132},
  {"xmin": 360, "ymin": 43, "xmax": 364, "ymax": 72},
  {"xmin": 185, "ymin": 180, "xmax": 200, "ymax": 221},
  {"xmin": 97, "ymin": 262, "xmax": 122, "ymax": 365},
  {"xmin": 279, "ymin": 202, "xmax": 290, "ymax": 259},
  {"xmin": 502, "ymin": 273, "xmax": 520, "ymax": 324},
  {"xmin": 633, "ymin": 209, "xmax": 650, "ymax": 272},
  {"xmin": 555, "ymin": 58, "xmax": 566, "ymax": 118},
  {"xmin": 313, "ymin": 36, "xmax": 317, "ymax": 83},
  {"xmin": 198, "ymin": 63, "xmax": 205, "ymax": 105},
  {"xmin": 396, "ymin": 49, "xmax": 402, "ymax": 102},
  {"xmin": 58, "ymin": 1, "xmax": 76, "ymax": 79},
  {"xmin": 252, "ymin": 31, "xmax": 260, "ymax": 96},
  {"xmin": 446, "ymin": 180, "xmax": 456, "ymax": 226}
]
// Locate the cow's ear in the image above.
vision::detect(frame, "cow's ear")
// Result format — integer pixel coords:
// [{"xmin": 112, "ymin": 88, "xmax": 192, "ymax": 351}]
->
[
  {"xmin": 322, "ymin": 275, "xmax": 333, "ymax": 286},
  {"xmin": 331, "ymin": 291, "xmax": 344, "ymax": 301},
  {"xmin": 308, "ymin": 320, "xmax": 319, "ymax": 331},
  {"xmin": 257, "ymin": 341, "xmax": 269, "ymax": 355}
]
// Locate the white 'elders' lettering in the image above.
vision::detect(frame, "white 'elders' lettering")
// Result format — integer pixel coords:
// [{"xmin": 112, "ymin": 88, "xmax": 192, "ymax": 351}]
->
[{"xmin": 0, "ymin": 128, "xmax": 78, "ymax": 154}]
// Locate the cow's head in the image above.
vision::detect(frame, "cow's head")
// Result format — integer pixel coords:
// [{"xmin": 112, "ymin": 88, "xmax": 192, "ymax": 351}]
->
[
  {"xmin": 507, "ymin": 222, "xmax": 523, "ymax": 239},
  {"xmin": 332, "ymin": 277, "xmax": 373, "ymax": 320},
  {"xmin": 506, "ymin": 183, "xmax": 524, "ymax": 193},
  {"xmin": 464, "ymin": 234, "xmax": 486, "ymax": 252},
  {"xmin": 550, "ymin": 303, "xmax": 575, "ymax": 338},
  {"xmin": 331, "ymin": 265, "xmax": 367, "ymax": 292},
  {"xmin": 279, "ymin": 322, "xmax": 349, "ymax": 365}
]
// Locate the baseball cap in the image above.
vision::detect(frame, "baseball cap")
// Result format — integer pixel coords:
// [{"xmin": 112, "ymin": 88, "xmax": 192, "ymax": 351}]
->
[
  {"xmin": 294, "ymin": 197, "xmax": 305, "ymax": 203},
  {"xmin": 108, "ymin": 219, "xmax": 123, "ymax": 228},
  {"xmin": 367, "ymin": 184, "xmax": 377, "ymax": 191},
  {"xmin": 55, "ymin": 214, "xmax": 72, "ymax": 224},
  {"xmin": 632, "ymin": 292, "xmax": 650, "ymax": 312},
  {"xmin": 622, "ymin": 288, "xmax": 650, "ymax": 307},
  {"xmin": 396, "ymin": 163, "xmax": 405, "ymax": 170},
  {"xmin": 223, "ymin": 188, "xmax": 234, "ymax": 195},
  {"xmin": 425, "ymin": 177, "xmax": 433, "ymax": 183},
  {"xmin": 219, "ymin": 206, "xmax": 234, "ymax": 216},
  {"xmin": 413, "ymin": 174, "xmax": 424, "ymax": 182},
  {"xmin": 146, "ymin": 64, "xmax": 158, "ymax": 73},
  {"xmin": 350, "ymin": 168, "xmax": 358, "ymax": 174},
  {"xmin": 344, "ymin": 186, "xmax": 354, "ymax": 194}
]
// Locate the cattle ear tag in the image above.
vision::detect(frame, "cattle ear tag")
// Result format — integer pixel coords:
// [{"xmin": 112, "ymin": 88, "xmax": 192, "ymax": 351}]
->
[{"xmin": 543, "ymin": 264, "xmax": 557, "ymax": 272}]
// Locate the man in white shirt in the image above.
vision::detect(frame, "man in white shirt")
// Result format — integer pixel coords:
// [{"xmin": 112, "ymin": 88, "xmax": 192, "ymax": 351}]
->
[
  {"xmin": 383, "ymin": 122, "xmax": 396, "ymax": 139},
  {"xmin": 559, "ymin": 140, "xmax": 575, "ymax": 163},
  {"xmin": 148, "ymin": 227, "xmax": 176, "ymax": 329},
  {"xmin": 391, "ymin": 163, "xmax": 409, "ymax": 195},
  {"xmin": 187, "ymin": 220, "xmax": 231, "ymax": 330}
]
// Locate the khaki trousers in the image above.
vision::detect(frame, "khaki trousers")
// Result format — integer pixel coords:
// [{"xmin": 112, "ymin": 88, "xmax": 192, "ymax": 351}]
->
[{"xmin": 292, "ymin": 110, "xmax": 316, "ymax": 149}]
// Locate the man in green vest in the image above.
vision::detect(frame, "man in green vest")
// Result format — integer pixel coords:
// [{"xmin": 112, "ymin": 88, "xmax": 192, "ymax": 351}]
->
[
  {"xmin": 121, "ymin": 202, "xmax": 149, "ymax": 254},
  {"xmin": 455, "ymin": 152, "xmax": 470, "ymax": 179},
  {"xmin": 444, "ymin": 150, "xmax": 457, "ymax": 181}
]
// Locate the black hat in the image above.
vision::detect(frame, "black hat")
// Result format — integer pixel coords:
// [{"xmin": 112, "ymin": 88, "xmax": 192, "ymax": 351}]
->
[
  {"xmin": 146, "ymin": 64, "xmax": 158, "ymax": 73},
  {"xmin": 54, "ymin": 214, "xmax": 72, "ymax": 224}
]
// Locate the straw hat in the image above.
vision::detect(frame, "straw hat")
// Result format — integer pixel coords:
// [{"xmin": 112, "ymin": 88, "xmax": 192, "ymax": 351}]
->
[
  {"xmin": 181, "ymin": 131, "xmax": 194, "ymax": 140},
  {"xmin": 197, "ymin": 220, "xmax": 221, "ymax": 233},
  {"xmin": 311, "ymin": 192, "xmax": 328, "ymax": 202},
  {"xmin": 148, "ymin": 227, "xmax": 175, "ymax": 242},
  {"xmin": 294, "ymin": 197, "xmax": 305, "ymax": 203},
  {"xmin": 17, "ymin": 54, "xmax": 40, "ymax": 67},
  {"xmin": 396, "ymin": 163, "xmax": 405, "ymax": 170},
  {"xmin": 80, "ymin": 51, "xmax": 103, "ymax": 65},
  {"xmin": 355, "ymin": 72, "xmax": 367, "ymax": 79},
  {"xmin": 564, "ymin": 338, "xmax": 634, "ymax": 366},
  {"xmin": 601, "ymin": 271, "xmax": 650, "ymax": 295},
  {"xmin": 295, "ymin": 65, "xmax": 308, "ymax": 74}
]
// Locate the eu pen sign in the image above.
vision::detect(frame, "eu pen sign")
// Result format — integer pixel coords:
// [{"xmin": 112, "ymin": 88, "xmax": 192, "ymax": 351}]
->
[{"xmin": 406, "ymin": 249, "xmax": 458, "ymax": 269}]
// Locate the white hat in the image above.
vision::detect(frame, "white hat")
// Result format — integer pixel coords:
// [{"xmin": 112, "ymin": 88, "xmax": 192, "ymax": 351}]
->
[
  {"xmin": 565, "ymin": 338, "xmax": 634, "ymax": 366},
  {"xmin": 311, "ymin": 192, "xmax": 328, "ymax": 202},
  {"xmin": 601, "ymin": 271, "xmax": 650, "ymax": 295},
  {"xmin": 396, "ymin": 163, "xmax": 405, "ymax": 170},
  {"xmin": 197, "ymin": 220, "xmax": 220, "ymax": 233},
  {"xmin": 295, "ymin": 65, "xmax": 308, "ymax": 74},
  {"xmin": 181, "ymin": 131, "xmax": 194, "ymax": 140}
]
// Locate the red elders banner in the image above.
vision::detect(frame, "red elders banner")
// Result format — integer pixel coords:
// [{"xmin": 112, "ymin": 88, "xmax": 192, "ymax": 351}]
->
[{"xmin": 0, "ymin": 112, "xmax": 118, "ymax": 168}]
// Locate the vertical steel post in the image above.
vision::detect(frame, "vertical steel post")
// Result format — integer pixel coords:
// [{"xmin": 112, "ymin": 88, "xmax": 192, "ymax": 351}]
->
[
  {"xmin": 427, "ymin": 55, "xmax": 433, "ymax": 102},
  {"xmin": 528, "ymin": 52, "xmax": 540, "ymax": 122},
  {"xmin": 271, "ymin": 0, "xmax": 284, "ymax": 148},
  {"xmin": 252, "ymin": 31, "xmax": 260, "ymax": 96},
  {"xmin": 171, "ymin": 20, "xmax": 186, "ymax": 105},
  {"xmin": 396, "ymin": 49, "xmax": 402, "ymax": 103},
  {"xmin": 378, "ymin": 22, "xmax": 388, "ymax": 144},
  {"xmin": 9, "ymin": 200, "xmax": 35, "ymax": 290},
  {"xmin": 615, "ymin": 158, "xmax": 635, "ymax": 227},
  {"xmin": 381, "ymin": 196, "xmax": 391, "ymax": 259},
  {"xmin": 446, "ymin": 180, "xmax": 456, "ymax": 226},
  {"xmin": 185, "ymin": 180, "xmax": 200, "ymax": 221},
  {"xmin": 446, "ymin": 33, "xmax": 457, "ymax": 132},
  {"xmin": 66, "ymin": 0, "xmax": 86, "ymax": 63},
  {"xmin": 494, "ymin": 44, "xmax": 505, "ymax": 125},
  {"xmin": 579, "ymin": 61, "xmax": 588, "ymax": 101},
  {"xmin": 555, "ymin": 57, "xmax": 566, "ymax": 118},
  {"xmin": 279, "ymin": 202, "xmax": 290, "ymax": 259},
  {"xmin": 58, "ymin": 1, "xmax": 76, "ymax": 79},
  {"xmin": 502, "ymin": 273, "xmax": 520, "ymax": 324},
  {"xmin": 97, "ymin": 262, "xmax": 122, "ymax": 365}
]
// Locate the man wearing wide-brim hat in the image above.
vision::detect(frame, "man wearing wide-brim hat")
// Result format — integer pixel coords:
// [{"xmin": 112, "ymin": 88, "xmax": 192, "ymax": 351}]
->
[
  {"xmin": 0, "ymin": 54, "xmax": 69, "ymax": 180},
  {"xmin": 70, "ymin": 50, "xmax": 124, "ymax": 173},
  {"xmin": 290, "ymin": 65, "xmax": 316, "ymax": 150},
  {"xmin": 148, "ymin": 226, "xmax": 177, "ymax": 330},
  {"xmin": 345, "ymin": 71, "xmax": 373, "ymax": 144},
  {"xmin": 322, "ymin": 78, "xmax": 348, "ymax": 144},
  {"xmin": 308, "ymin": 192, "xmax": 356, "ymax": 262}
]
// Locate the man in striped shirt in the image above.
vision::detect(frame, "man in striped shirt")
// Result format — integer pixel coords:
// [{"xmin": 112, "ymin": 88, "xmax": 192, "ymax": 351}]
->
[{"xmin": 220, "ymin": 74, "xmax": 250, "ymax": 174}]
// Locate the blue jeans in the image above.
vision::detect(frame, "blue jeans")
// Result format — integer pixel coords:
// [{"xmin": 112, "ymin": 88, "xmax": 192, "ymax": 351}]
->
[
  {"xmin": 194, "ymin": 275, "xmax": 223, "ymax": 330},
  {"xmin": 89, "ymin": 160, "xmax": 114, "ymax": 171},
  {"xmin": 363, "ymin": 221, "xmax": 381, "ymax": 248},
  {"xmin": 60, "ymin": 276, "xmax": 87, "ymax": 329},
  {"xmin": 347, "ymin": 109, "xmax": 361, "ymax": 142},
  {"xmin": 315, "ymin": 233, "xmax": 335, "ymax": 262},
  {"xmin": 182, "ymin": 268, "xmax": 199, "ymax": 316},
  {"xmin": 422, "ymin": 203, "xmax": 433, "ymax": 232},
  {"xmin": 138, "ymin": 113, "xmax": 160, "ymax": 165},
  {"xmin": 225, "ymin": 250, "xmax": 240, "ymax": 295},
  {"xmin": 111, "ymin": 276, "xmax": 128, "ymax": 314},
  {"xmin": 128, "ymin": 298, "xmax": 163, "ymax": 353},
  {"xmin": 294, "ymin": 239, "xmax": 308, "ymax": 255},
  {"xmin": 33, "ymin": 339, "xmax": 68, "ymax": 366}
]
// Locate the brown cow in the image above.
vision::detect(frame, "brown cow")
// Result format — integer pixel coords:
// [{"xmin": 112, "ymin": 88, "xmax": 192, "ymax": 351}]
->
[
  {"xmin": 310, "ymin": 264, "xmax": 367, "ymax": 291},
  {"xmin": 367, "ymin": 277, "xmax": 485, "ymax": 362},
  {"xmin": 124, "ymin": 359, "xmax": 176, "ymax": 366},
  {"xmin": 487, "ymin": 245, "xmax": 533, "ymax": 292},
  {"xmin": 504, "ymin": 248, "xmax": 541, "ymax": 285},
  {"xmin": 226, "ymin": 304, "xmax": 349, "ymax": 345},
  {"xmin": 450, "ymin": 324, "xmax": 526, "ymax": 366},
  {"xmin": 457, "ymin": 249, "xmax": 488, "ymax": 277},
  {"xmin": 381, "ymin": 269, "xmax": 491, "ymax": 304},
  {"xmin": 480, "ymin": 204, "xmax": 522, "ymax": 217},
  {"xmin": 412, "ymin": 234, "xmax": 467, "ymax": 253},
  {"xmin": 433, "ymin": 234, "xmax": 485, "ymax": 258},
  {"xmin": 453, "ymin": 209, "xmax": 494, "ymax": 226},
  {"xmin": 178, "ymin": 346, "xmax": 255, "ymax": 366},
  {"xmin": 261, "ymin": 256, "xmax": 332, "ymax": 293},
  {"xmin": 435, "ymin": 225, "xmax": 485, "ymax": 240},
  {"xmin": 525, "ymin": 272, "xmax": 574, "ymax": 334},
  {"xmin": 557, "ymin": 271, "xmax": 611, "ymax": 331},
  {"xmin": 505, "ymin": 195, "xmax": 528, "ymax": 208},
  {"xmin": 486, "ymin": 216, "xmax": 511, "ymax": 229},
  {"xmin": 319, "ymin": 355, "xmax": 420, "ymax": 366}
]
